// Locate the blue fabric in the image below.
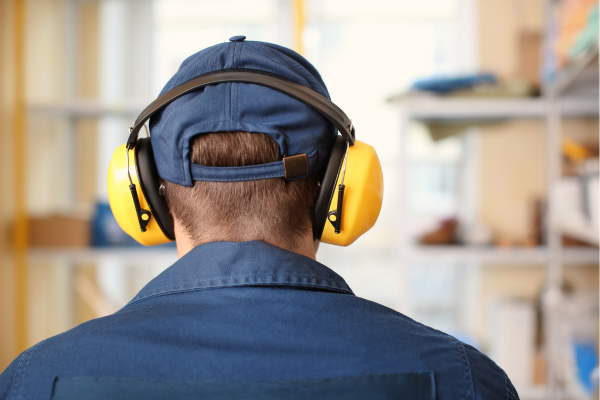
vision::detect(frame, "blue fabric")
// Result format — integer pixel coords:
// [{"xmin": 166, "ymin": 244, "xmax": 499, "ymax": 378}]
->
[
  {"xmin": 0, "ymin": 241, "xmax": 518, "ymax": 400},
  {"xmin": 189, "ymin": 146, "xmax": 317, "ymax": 182},
  {"xmin": 50, "ymin": 373, "xmax": 435, "ymax": 400},
  {"xmin": 191, "ymin": 161, "xmax": 286, "ymax": 181},
  {"xmin": 410, "ymin": 74, "xmax": 496, "ymax": 93},
  {"xmin": 149, "ymin": 38, "xmax": 336, "ymax": 187}
]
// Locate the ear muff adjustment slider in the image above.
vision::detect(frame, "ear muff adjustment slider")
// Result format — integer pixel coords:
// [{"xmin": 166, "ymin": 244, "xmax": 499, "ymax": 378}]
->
[
  {"xmin": 326, "ymin": 141, "xmax": 350, "ymax": 234},
  {"xmin": 125, "ymin": 133, "xmax": 153, "ymax": 233},
  {"xmin": 327, "ymin": 184, "xmax": 345, "ymax": 233},
  {"xmin": 129, "ymin": 184, "xmax": 152, "ymax": 232}
]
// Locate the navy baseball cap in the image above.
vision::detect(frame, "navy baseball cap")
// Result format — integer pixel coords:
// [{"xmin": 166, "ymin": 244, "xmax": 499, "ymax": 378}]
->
[{"xmin": 149, "ymin": 36, "xmax": 337, "ymax": 187}]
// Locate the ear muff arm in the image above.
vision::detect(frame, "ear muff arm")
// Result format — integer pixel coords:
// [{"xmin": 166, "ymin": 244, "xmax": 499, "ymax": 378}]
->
[
  {"xmin": 129, "ymin": 184, "xmax": 151, "ymax": 232},
  {"xmin": 125, "ymin": 137, "xmax": 153, "ymax": 233},
  {"xmin": 326, "ymin": 141, "xmax": 350, "ymax": 234},
  {"xmin": 126, "ymin": 68, "xmax": 356, "ymax": 150},
  {"xmin": 327, "ymin": 184, "xmax": 345, "ymax": 233}
]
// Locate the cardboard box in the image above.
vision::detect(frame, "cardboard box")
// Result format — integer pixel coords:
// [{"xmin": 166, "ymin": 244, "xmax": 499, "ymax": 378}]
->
[
  {"xmin": 518, "ymin": 30, "xmax": 542, "ymax": 90},
  {"xmin": 29, "ymin": 216, "xmax": 91, "ymax": 248}
]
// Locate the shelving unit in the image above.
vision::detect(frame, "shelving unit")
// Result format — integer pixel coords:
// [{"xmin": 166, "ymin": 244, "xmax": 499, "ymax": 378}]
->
[
  {"xmin": 391, "ymin": 43, "xmax": 598, "ymax": 400},
  {"xmin": 392, "ymin": 92, "xmax": 599, "ymax": 261},
  {"xmin": 28, "ymin": 247, "xmax": 178, "ymax": 265},
  {"xmin": 28, "ymin": 101, "xmax": 146, "ymax": 118},
  {"xmin": 545, "ymin": 46, "xmax": 599, "ymax": 96},
  {"xmin": 542, "ymin": 42, "xmax": 599, "ymax": 400},
  {"xmin": 405, "ymin": 245, "xmax": 598, "ymax": 265},
  {"xmin": 390, "ymin": 97, "xmax": 598, "ymax": 121}
]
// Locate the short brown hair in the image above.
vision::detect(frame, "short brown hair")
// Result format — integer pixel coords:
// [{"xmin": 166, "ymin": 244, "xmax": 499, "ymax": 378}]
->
[{"xmin": 164, "ymin": 131, "xmax": 319, "ymax": 249}]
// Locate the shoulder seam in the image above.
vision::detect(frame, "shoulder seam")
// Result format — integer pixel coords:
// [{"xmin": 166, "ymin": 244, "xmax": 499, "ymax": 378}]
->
[
  {"xmin": 7, "ymin": 343, "xmax": 38, "ymax": 400},
  {"xmin": 454, "ymin": 340, "xmax": 475, "ymax": 400},
  {"xmin": 504, "ymin": 372, "xmax": 519, "ymax": 400}
]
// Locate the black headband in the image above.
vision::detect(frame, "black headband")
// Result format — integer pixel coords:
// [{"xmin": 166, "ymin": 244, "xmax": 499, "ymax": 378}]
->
[{"xmin": 127, "ymin": 68, "xmax": 355, "ymax": 150}]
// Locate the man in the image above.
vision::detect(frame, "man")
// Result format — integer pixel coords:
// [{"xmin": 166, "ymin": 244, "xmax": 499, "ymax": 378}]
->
[{"xmin": 0, "ymin": 37, "xmax": 518, "ymax": 400}]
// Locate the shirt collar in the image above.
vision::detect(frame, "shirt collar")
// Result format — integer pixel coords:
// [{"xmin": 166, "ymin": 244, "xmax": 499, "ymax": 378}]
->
[{"xmin": 128, "ymin": 240, "xmax": 354, "ymax": 306}]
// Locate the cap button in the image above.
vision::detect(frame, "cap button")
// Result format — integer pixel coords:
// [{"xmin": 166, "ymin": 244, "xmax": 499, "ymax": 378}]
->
[{"xmin": 229, "ymin": 35, "xmax": 246, "ymax": 42}]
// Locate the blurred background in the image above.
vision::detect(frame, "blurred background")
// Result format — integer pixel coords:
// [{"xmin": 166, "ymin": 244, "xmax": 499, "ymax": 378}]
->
[{"xmin": 0, "ymin": 0, "xmax": 598, "ymax": 398}]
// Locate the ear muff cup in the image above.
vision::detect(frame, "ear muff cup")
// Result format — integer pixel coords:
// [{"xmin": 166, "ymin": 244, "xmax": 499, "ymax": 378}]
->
[
  {"xmin": 134, "ymin": 138, "xmax": 175, "ymax": 241},
  {"xmin": 313, "ymin": 136, "xmax": 384, "ymax": 247},
  {"xmin": 107, "ymin": 140, "xmax": 174, "ymax": 246},
  {"xmin": 313, "ymin": 136, "xmax": 347, "ymax": 241}
]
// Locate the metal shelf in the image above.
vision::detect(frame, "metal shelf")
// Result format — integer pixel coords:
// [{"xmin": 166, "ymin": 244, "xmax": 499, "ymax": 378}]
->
[
  {"xmin": 28, "ymin": 100, "xmax": 148, "ymax": 117},
  {"xmin": 28, "ymin": 247, "xmax": 178, "ymax": 265},
  {"xmin": 403, "ymin": 245, "xmax": 598, "ymax": 265},
  {"xmin": 545, "ymin": 46, "xmax": 599, "ymax": 97},
  {"xmin": 392, "ymin": 97, "xmax": 599, "ymax": 122}
]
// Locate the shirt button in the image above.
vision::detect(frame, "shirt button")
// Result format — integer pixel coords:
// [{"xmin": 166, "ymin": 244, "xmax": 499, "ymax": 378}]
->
[{"xmin": 229, "ymin": 35, "xmax": 246, "ymax": 42}]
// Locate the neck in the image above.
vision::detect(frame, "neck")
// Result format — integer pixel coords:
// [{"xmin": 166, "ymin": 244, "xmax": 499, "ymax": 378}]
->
[{"xmin": 173, "ymin": 219, "xmax": 317, "ymax": 260}]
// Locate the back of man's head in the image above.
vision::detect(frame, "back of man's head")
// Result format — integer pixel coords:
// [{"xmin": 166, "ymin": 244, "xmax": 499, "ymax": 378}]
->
[
  {"xmin": 149, "ymin": 37, "xmax": 337, "ymax": 252},
  {"xmin": 165, "ymin": 131, "xmax": 319, "ymax": 249}
]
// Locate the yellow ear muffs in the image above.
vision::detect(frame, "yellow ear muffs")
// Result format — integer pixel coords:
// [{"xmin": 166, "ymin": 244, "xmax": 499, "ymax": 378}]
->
[
  {"xmin": 313, "ymin": 136, "xmax": 383, "ymax": 246},
  {"xmin": 107, "ymin": 138, "xmax": 175, "ymax": 246},
  {"xmin": 114, "ymin": 70, "xmax": 382, "ymax": 247}
]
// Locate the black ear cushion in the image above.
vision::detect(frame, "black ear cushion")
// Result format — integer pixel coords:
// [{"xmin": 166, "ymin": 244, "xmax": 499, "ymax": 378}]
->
[
  {"xmin": 135, "ymin": 138, "xmax": 176, "ymax": 241},
  {"xmin": 313, "ymin": 136, "xmax": 347, "ymax": 240}
]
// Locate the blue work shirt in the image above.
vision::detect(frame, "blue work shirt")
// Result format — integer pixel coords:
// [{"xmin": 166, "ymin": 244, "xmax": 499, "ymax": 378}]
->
[{"xmin": 0, "ymin": 241, "xmax": 518, "ymax": 399}]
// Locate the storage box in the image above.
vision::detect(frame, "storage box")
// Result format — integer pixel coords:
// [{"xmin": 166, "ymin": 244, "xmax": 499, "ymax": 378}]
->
[
  {"xmin": 517, "ymin": 31, "xmax": 542, "ymax": 89},
  {"xmin": 29, "ymin": 216, "xmax": 91, "ymax": 248}
]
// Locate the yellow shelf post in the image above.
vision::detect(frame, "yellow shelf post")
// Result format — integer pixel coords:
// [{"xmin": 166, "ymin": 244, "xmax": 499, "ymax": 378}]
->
[
  {"xmin": 14, "ymin": 0, "xmax": 28, "ymax": 354},
  {"xmin": 293, "ymin": 0, "xmax": 305, "ymax": 56}
]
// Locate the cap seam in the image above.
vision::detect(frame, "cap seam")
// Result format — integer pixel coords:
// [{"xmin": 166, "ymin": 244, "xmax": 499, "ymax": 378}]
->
[
  {"xmin": 247, "ymin": 43, "xmax": 310, "ymax": 88},
  {"xmin": 230, "ymin": 42, "xmax": 237, "ymax": 126},
  {"xmin": 233, "ymin": 41, "xmax": 237, "ymax": 66},
  {"xmin": 236, "ymin": 41, "xmax": 243, "ymax": 121},
  {"xmin": 182, "ymin": 132, "xmax": 190, "ymax": 185},
  {"xmin": 171, "ymin": 44, "xmax": 222, "ymax": 89},
  {"xmin": 247, "ymin": 42, "xmax": 328, "ymax": 96},
  {"xmin": 245, "ymin": 40, "xmax": 329, "ymax": 95}
]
